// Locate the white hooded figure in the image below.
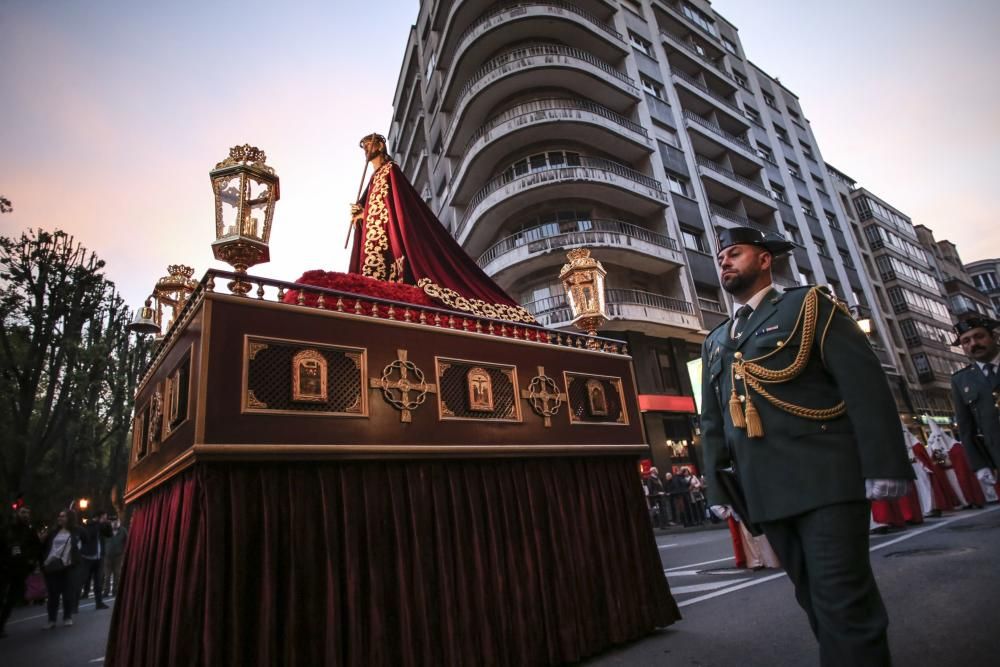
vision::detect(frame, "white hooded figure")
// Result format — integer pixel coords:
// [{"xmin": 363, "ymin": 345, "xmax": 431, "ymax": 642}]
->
[
  {"xmin": 902, "ymin": 423, "xmax": 936, "ymax": 517},
  {"xmin": 926, "ymin": 420, "xmax": 970, "ymax": 507}
]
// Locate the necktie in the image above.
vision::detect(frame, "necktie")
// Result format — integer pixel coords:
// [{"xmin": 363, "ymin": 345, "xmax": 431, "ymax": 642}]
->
[
  {"xmin": 732, "ymin": 305, "xmax": 753, "ymax": 340},
  {"xmin": 986, "ymin": 363, "xmax": 1000, "ymax": 391}
]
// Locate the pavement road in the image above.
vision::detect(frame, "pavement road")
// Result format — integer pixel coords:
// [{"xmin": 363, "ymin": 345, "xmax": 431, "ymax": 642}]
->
[{"xmin": 1, "ymin": 505, "xmax": 998, "ymax": 666}]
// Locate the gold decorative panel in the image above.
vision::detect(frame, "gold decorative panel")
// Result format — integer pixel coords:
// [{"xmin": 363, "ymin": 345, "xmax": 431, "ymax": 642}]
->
[
  {"xmin": 563, "ymin": 372, "xmax": 628, "ymax": 425},
  {"xmin": 435, "ymin": 357, "xmax": 521, "ymax": 423},
  {"xmin": 242, "ymin": 335, "xmax": 367, "ymax": 417}
]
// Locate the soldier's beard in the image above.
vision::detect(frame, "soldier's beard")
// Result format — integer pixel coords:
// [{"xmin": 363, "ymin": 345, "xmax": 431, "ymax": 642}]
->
[{"xmin": 721, "ymin": 269, "xmax": 758, "ymax": 295}]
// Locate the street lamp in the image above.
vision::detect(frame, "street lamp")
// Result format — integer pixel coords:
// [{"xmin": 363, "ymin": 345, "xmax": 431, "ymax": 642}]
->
[
  {"xmin": 559, "ymin": 248, "xmax": 608, "ymax": 347},
  {"xmin": 210, "ymin": 144, "xmax": 280, "ymax": 296},
  {"xmin": 78, "ymin": 498, "xmax": 90, "ymax": 511}
]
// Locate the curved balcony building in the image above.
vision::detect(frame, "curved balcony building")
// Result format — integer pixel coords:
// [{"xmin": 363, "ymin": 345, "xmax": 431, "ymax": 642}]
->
[{"xmin": 387, "ymin": 0, "xmax": 881, "ymax": 474}]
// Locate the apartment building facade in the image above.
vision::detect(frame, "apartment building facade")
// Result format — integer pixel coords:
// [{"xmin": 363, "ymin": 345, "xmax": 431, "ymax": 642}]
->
[
  {"xmin": 387, "ymin": 0, "xmax": 874, "ymax": 473},
  {"xmin": 965, "ymin": 258, "xmax": 1000, "ymax": 315}
]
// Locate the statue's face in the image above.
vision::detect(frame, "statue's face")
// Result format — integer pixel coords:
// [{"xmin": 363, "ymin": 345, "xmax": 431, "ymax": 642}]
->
[{"xmin": 363, "ymin": 138, "xmax": 385, "ymax": 161}]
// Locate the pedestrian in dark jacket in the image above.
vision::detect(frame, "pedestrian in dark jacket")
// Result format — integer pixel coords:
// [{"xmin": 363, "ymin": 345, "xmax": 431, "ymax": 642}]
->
[
  {"xmin": 1, "ymin": 505, "xmax": 43, "ymax": 637},
  {"xmin": 76, "ymin": 511, "xmax": 112, "ymax": 610},
  {"xmin": 41, "ymin": 510, "xmax": 81, "ymax": 629}
]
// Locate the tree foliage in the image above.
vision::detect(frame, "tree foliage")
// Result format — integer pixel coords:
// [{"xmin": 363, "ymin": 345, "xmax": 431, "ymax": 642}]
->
[
  {"xmin": 0, "ymin": 196, "xmax": 11, "ymax": 213},
  {"xmin": 0, "ymin": 229, "xmax": 151, "ymax": 519}
]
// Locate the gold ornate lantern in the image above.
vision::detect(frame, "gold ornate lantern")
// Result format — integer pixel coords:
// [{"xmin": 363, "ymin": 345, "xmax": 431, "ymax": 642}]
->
[
  {"xmin": 559, "ymin": 248, "xmax": 608, "ymax": 341},
  {"xmin": 154, "ymin": 265, "xmax": 198, "ymax": 331},
  {"xmin": 210, "ymin": 144, "xmax": 280, "ymax": 295}
]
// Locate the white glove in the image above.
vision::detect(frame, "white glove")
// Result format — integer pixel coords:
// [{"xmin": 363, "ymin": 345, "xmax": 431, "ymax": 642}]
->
[
  {"xmin": 976, "ymin": 468, "xmax": 997, "ymax": 485},
  {"xmin": 710, "ymin": 505, "xmax": 732, "ymax": 520},
  {"xmin": 865, "ymin": 478, "xmax": 910, "ymax": 500}
]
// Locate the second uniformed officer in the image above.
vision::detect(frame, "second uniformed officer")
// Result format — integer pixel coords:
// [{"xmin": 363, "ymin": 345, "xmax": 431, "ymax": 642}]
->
[
  {"xmin": 699, "ymin": 227, "xmax": 913, "ymax": 667},
  {"xmin": 950, "ymin": 316, "xmax": 1000, "ymax": 488}
]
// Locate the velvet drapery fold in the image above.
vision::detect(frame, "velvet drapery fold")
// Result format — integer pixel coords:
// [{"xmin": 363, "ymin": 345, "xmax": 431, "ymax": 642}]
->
[{"xmin": 107, "ymin": 456, "xmax": 679, "ymax": 666}]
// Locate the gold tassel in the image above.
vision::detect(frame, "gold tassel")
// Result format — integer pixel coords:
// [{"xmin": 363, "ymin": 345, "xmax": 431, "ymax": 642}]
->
[
  {"xmin": 729, "ymin": 389, "xmax": 746, "ymax": 428},
  {"xmin": 745, "ymin": 397, "xmax": 764, "ymax": 438}
]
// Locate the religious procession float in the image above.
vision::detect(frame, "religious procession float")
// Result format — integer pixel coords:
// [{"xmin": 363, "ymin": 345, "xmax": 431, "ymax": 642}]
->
[{"xmin": 104, "ymin": 140, "xmax": 679, "ymax": 666}]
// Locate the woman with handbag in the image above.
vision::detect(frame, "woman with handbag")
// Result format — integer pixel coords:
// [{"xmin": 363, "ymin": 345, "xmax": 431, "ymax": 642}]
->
[{"xmin": 40, "ymin": 510, "xmax": 80, "ymax": 629}]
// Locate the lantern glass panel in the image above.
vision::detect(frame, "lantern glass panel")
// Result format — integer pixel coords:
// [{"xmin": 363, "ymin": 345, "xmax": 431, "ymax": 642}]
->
[
  {"xmin": 216, "ymin": 175, "xmax": 241, "ymax": 238},
  {"xmin": 245, "ymin": 176, "xmax": 271, "ymax": 241}
]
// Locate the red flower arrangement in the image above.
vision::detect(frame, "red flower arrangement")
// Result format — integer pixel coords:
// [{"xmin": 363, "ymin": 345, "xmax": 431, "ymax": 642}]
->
[{"xmin": 281, "ymin": 270, "xmax": 550, "ymax": 342}]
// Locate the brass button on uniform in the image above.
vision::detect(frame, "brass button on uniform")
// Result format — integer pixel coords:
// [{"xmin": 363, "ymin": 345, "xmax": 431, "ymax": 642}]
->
[{"xmin": 820, "ymin": 424, "xmax": 827, "ymax": 431}]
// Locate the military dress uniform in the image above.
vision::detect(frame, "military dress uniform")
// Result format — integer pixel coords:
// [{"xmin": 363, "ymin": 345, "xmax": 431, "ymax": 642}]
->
[
  {"xmin": 700, "ymin": 236, "xmax": 913, "ymax": 666},
  {"xmin": 950, "ymin": 318, "xmax": 1000, "ymax": 475}
]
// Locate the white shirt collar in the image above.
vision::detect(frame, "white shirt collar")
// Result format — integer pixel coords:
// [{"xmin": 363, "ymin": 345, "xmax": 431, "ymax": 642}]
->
[
  {"xmin": 732, "ymin": 283, "xmax": 783, "ymax": 317},
  {"xmin": 974, "ymin": 351, "xmax": 1000, "ymax": 372}
]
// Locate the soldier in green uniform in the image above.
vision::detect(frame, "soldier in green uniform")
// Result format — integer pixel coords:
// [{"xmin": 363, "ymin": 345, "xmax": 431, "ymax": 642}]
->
[
  {"xmin": 699, "ymin": 227, "xmax": 913, "ymax": 667},
  {"xmin": 950, "ymin": 317, "xmax": 1000, "ymax": 488}
]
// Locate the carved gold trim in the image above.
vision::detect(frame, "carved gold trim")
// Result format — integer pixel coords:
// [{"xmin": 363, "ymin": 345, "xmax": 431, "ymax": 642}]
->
[
  {"xmin": 360, "ymin": 161, "xmax": 394, "ymax": 281},
  {"xmin": 248, "ymin": 341, "xmax": 269, "ymax": 360},
  {"xmin": 434, "ymin": 356, "xmax": 522, "ymax": 423},
  {"xmin": 194, "ymin": 301, "xmax": 212, "ymax": 446},
  {"xmin": 247, "ymin": 390, "xmax": 268, "ymax": 409},
  {"xmin": 241, "ymin": 335, "xmax": 368, "ymax": 417},
  {"xmin": 209, "ymin": 293, "xmax": 631, "ymax": 359},
  {"xmin": 417, "ymin": 278, "xmax": 536, "ymax": 323},
  {"xmin": 124, "ymin": 448, "xmax": 196, "ymax": 505},
  {"xmin": 563, "ymin": 371, "xmax": 629, "ymax": 426}
]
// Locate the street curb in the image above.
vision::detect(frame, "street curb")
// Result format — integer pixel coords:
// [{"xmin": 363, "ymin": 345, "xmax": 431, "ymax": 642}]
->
[{"xmin": 653, "ymin": 521, "xmax": 729, "ymax": 536}]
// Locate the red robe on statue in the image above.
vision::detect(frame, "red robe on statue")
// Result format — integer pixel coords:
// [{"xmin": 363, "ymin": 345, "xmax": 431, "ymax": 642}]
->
[{"xmin": 348, "ymin": 160, "xmax": 535, "ymax": 323}]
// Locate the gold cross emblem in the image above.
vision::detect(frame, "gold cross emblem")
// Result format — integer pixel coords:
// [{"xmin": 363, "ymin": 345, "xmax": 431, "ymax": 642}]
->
[
  {"xmin": 370, "ymin": 349, "xmax": 437, "ymax": 422},
  {"xmin": 521, "ymin": 366, "xmax": 568, "ymax": 427}
]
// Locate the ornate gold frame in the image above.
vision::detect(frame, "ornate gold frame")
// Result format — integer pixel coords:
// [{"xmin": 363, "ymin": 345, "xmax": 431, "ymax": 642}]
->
[
  {"xmin": 434, "ymin": 356, "xmax": 522, "ymax": 423},
  {"xmin": 291, "ymin": 349, "xmax": 328, "ymax": 403},
  {"xmin": 563, "ymin": 372, "xmax": 629, "ymax": 426},
  {"xmin": 161, "ymin": 343, "xmax": 195, "ymax": 443},
  {"xmin": 241, "ymin": 335, "xmax": 368, "ymax": 417}
]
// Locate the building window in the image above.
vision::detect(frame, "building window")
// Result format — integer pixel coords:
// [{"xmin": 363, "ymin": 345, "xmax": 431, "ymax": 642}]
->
[
  {"xmin": 640, "ymin": 74, "xmax": 664, "ymax": 99},
  {"xmin": 825, "ymin": 212, "xmax": 840, "ymax": 230},
  {"xmin": 797, "ymin": 268, "xmax": 813, "ymax": 286},
  {"xmin": 682, "ymin": 2, "xmax": 717, "ymax": 36},
  {"xmin": 799, "ymin": 141, "xmax": 816, "ymax": 161},
  {"xmin": 800, "ymin": 199, "xmax": 816, "ymax": 217},
  {"xmin": 774, "ymin": 125, "xmax": 790, "ymax": 145},
  {"xmin": 972, "ymin": 271, "xmax": 999, "ymax": 291},
  {"xmin": 839, "ymin": 251, "xmax": 854, "ymax": 269},
  {"xmin": 721, "ymin": 36, "xmax": 739, "ymax": 55},
  {"xmin": 786, "ymin": 225, "xmax": 803, "ymax": 245},
  {"xmin": 814, "ymin": 237, "xmax": 828, "ymax": 256},
  {"xmin": 770, "ymin": 183, "xmax": 788, "ymax": 203},
  {"xmin": 733, "ymin": 69, "xmax": 749, "ymax": 89},
  {"xmin": 762, "ymin": 91, "xmax": 778, "ymax": 109},
  {"xmin": 755, "ymin": 144, "xmax": 776, "ymax": 164},
  {"xmin": 787, "ymin": 160, "xmax": 802, "ymax": 180},
  {"xmin": 665, "ymin": 173, "xmax": 692, "ymax": 197},
  {"xmin": 681, "ymin": 227, "xmax": 707, "ymax": 253},
  {"xmin": 629, "ymin": 30, "xmax": 653, "ymax": 56},
  {"xmin": 744, "ymin": 105, "xmax": 762, "ymax": 125}
]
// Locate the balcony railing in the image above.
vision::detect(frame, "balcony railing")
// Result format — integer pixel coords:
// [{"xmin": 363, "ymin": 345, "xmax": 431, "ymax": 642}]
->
[
  {"xmin": 672, "ymin": 69, "xmax": 742, "ymax": 114},
  {"xmin": 698, "ymin": 297, "xmax": 726, "ymax": 314},
  {"xmin": 607, "ymin": 288, "xmax": 694, "ymax": 315},
  {"xmin": 659, "ymin": 30, "xmax": 734, "ymax": 82},
  {"xmin": 477, "ymin": 218, "xmax": 678, "ymax": 268},
  {"xmin": 683, "ymin": 110, "xmax": 755, "ymax": 153},
  {"xmin": 695, "ymin": 156, "xmax": 771, "ymax": 198},
  {"xmin": 708, "ymin": 205, "xmax": 777, "ymax": 238},
  {"xmin": 523, "ymin": 289, "xmax": 695, "ymax": 325},
  {"xmin": 468, "ymin": 156, "xmax": 665, "ymax": 212},
  {"xmin": 457, "ymin": 44, "xmax": 636, "ymax": 103},
  {"xmin": 457, "ymin": 1, "xmax": 622, "ymax": 47},
  {"xmin": 466, "ymin": 98, "xmax": 647, "ymax": 152}
]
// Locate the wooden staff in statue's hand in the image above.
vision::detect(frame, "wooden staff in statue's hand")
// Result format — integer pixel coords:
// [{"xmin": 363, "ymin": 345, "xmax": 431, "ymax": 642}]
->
[{"xmin": 344, "ymin": 159, "xmax": 369, "ymax": 249}]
